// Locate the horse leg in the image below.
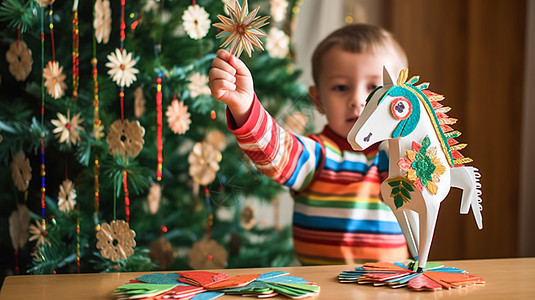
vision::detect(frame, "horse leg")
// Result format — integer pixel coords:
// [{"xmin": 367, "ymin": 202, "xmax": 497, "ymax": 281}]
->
[
  {"xmin": 391, "ymin": 208, "xmax": 419, "ymax": 260},
  {"xmin": 451, "ymin": 166, "xmax": 483, "ymax": 229},
  {"xmin": 404, "ymin": 210, "xmax": 420, "ymax": 252},
  {"xmin": 416, "ymin": 199, "xmax": 440, "ymax": 272}
]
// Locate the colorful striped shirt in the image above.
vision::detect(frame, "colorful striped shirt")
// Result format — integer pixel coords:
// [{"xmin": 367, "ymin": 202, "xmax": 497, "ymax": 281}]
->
[{"xmin": 228, "ymin": 95, "xmax": 408, "ymax": 265}]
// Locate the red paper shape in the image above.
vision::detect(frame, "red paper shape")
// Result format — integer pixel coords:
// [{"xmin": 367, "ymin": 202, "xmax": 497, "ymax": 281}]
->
[
  {"xmin": 178, "ymin": 271, "xmax": 230, "ymax": 286},
  {"xmin": 424, "ymin": 271, "xmax": 485, "ymax": 289},
  {"xmin": 407, "ymin": 273, "xmax": 442, "ymax": 291},
  {"xmin": 364, "ymin": 271, "xmax": 412, "ymax": 282},
  {"xmin": 205, "ymin": 274, "xmax": 261, "ymax": 289}
]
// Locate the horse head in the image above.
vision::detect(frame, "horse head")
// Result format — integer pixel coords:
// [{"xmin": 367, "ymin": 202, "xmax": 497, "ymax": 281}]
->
[{"xmin": 348, "ymin": 67, "xmax": 421, "ymax": 151}]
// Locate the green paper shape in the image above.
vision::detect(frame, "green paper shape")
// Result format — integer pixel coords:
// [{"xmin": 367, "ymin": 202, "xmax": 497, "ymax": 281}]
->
[
  {"xmin": 113, "ymin": 283, "xmax": 177, "ymax": 297},
  {"xmin": 401, "ymin": 180, "xmax": 414, "ymax": 191},
  {"xmin": 136, "ymin": 272, "xmax": 181, "ymax": 284},
  {"xmin": 388, "ymin": 180, "xmax": 400, "ymax": 187},
  {"xmin": 394, "ymin": 194, "xmax": 404, "ymax": 209}
]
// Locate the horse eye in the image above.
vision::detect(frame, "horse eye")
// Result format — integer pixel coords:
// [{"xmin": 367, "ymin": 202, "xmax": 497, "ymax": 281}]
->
[{"xmin": 391, "ymin": 97, "xmax": 412, "ymax": 120}]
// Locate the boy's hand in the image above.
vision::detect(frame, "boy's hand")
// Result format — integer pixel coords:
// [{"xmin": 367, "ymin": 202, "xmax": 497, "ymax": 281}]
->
[{"xmin": 209, "ymin": 49, "xmax": 254, "ymax": 127}]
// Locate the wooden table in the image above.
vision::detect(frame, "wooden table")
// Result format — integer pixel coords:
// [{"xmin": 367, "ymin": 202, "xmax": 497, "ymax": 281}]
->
[{"xmin": 1, "ymin": 257, "xmax": 533, "ymax": 299}]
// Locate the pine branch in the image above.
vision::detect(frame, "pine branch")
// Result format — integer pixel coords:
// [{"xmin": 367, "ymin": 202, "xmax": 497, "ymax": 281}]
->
[{"xmin": 0, "ymin": 0, "xmax": 37, "ymax": 33}]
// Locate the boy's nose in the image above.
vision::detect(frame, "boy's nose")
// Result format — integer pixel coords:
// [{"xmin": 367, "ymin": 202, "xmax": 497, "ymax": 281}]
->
[{"xmin": 349, "ymin": 91, "xmax": 367, "ymax": 112}]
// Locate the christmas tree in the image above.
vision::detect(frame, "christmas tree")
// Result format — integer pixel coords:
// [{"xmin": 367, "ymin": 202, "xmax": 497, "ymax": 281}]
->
[{"xmin": 0, "ymin": 0, "xmax": 310, "ymax": 277}]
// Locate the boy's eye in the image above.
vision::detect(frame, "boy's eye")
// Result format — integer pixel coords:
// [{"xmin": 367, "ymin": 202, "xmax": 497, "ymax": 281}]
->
[
  {"xmin": 333, "ymin": 85, "xmax": 349, "ymax": 92},
  {"xmin": 367, "ymin": 84, "xmax": 379, "ymax": 92}
]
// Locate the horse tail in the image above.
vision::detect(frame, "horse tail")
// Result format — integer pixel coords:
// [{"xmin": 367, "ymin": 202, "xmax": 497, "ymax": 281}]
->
[
  {"xmin": 471, "ymin": 167, "xmax": 483, "ymax": 229},
  {"xmin": 451, "ymin": 166, "xmax": 483, "ymax": 229}
]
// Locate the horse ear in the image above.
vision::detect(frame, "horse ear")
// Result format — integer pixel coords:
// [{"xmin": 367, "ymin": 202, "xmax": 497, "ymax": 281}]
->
[{"xmin": 383, "ymin": 66, "xmax": 394, "ymax": 86}]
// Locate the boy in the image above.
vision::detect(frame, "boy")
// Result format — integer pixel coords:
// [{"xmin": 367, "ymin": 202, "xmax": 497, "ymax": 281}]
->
[{"xmin": 209, "ymin": 24, "xmax": 409, "ymax": 265}]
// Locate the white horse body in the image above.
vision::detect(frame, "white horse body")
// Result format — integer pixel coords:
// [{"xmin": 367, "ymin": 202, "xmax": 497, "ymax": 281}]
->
[{"xmin": 348, "ymin": 69, "xmax": 482, "ymax": 271}]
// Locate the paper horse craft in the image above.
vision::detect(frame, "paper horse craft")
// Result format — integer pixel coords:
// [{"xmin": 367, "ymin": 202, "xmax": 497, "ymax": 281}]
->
[{"xmin": 347, "ymin": 68, "xmax": 483, "ymax": 272}]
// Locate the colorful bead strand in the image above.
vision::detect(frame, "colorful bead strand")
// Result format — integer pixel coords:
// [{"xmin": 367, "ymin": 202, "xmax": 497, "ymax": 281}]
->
[
  {"xmin": 123, "ymin": 170, "xmax": 130, "ymax": 223},
  {"xmin": 72, "ymin": 1, "xmax": 79, "ymax": 102},
  {"xmin": 156, "ymin": 75, "xmax": 163, "ymax": 181},
  {"xmin": 39, "ymin": 5, "xmax": 46, "ymax": 230}
]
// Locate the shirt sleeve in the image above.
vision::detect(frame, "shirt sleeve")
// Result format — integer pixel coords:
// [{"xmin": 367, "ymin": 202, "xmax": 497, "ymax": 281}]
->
[{"xmin": 227, "ymin": 94, "xmax": 322, "ymax": 191}]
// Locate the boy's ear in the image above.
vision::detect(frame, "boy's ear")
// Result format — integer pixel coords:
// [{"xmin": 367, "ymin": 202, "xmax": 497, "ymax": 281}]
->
[{"xmin": 309, "ymin": 86, "xmax": 325, "ymax": 114}]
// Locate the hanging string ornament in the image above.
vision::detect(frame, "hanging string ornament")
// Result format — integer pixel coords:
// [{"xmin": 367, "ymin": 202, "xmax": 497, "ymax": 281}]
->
[
  {"xmin": 43, "ymin": 61, "xmax": 67, "ymax": 99},
  {"xmin": 93, "ymin": 0, "xmax": 111, "ymax": 44},
  {"xmin": 240, "ymin": 205, "xmax": 255, "ymax": 230},
  {"xmin": 188, "ymin": 141, "xmax": 222, "ymax": 186},
  {"xmin": 182, "ymin": 4, "xmax": 211, "ymax": 40},
  {"xmin": 5, "ymin": 41, "xmax": 33, "ymax": 81},
  {"xmin": 10, "ymin": 151, "xmax": 32, "ymax": 192},
  {"xmin": 72, "ymin": 0, "xmax": 80, "ymax": 102},
  {"xmin": 91, "ymin": 9, "xmax": 102, "ymax": 231},
  {"xmin": 147, "ymin": 183, "xmax": 161, "ymax": 214},
  {"xmin": 187, "ymin": 72, "xmax": 211, "ymax": 98},
  {"xmin": 148, "ymin": 235, "xmax": 176, "ymax": 270},
  {"xmin": 266, "ymin": 27, "xmax": 290, "ymax": 58},
  {"xmin": 50, "ymin": 111, "xmax": 85, "ymax": 146},
  {"xmin": 9, "ymin": 204, "xmax": 30, "ymax": 274},
  {"xmin": 228, "ymin": 233, "xmax": 241, "ymax": 256},
  {"xmin": 205, "ymin": 130, "xmax": 227, "ymax": 151},
  {"xmin": 106, "ymin": 119, "xmax": 145, "ymax": 158},
  {"xmin": 156, "ymin": 75, "xmax": 164, "ymax": 181},
  {"xmin": 38, "ymin": 0, "xmax": 47, "ymax": 234},
  {"xmin": 96, "ymin": 220, "xmax": 136, "ymax": 262},
  {"xmin": 29, "ymin": 220, "xmax": 50, "ymax": 248},
  {"xmin": 188, "ymin": 236, "xmax": 228, "ymax": 270},
  {"xmin": 166, "ymin": 95, "xmax": 191, "ymax": 135},
  {"xmin": 58, "ymin": 179, "xmax": 77, "ymax": 213},
  {"xmin": 213, "ymin": 0, "xmax": 270, "ymax": 57},
  {"xmin": 270, "ymin": 0, "xmax": 289, "ymax": 23},
  {"xmin": 134, "ymin": 87, "xmax": 146, "ymax": 118},
  {"xmin": 106, "ymin": 48, "xmax": 139, "ymax": 88}
]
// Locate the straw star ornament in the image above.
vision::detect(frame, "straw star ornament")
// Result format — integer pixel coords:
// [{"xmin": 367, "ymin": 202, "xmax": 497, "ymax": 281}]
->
[{"xmin": 213, "ymin": 0, "xmax": 270, "ymax": 57}]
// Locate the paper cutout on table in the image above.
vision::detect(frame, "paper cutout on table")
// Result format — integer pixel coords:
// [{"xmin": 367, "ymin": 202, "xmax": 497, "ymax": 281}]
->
[
  {"xmin": 113, "ymin": 270, "xmax": 319, "ymax": 299},
  {"xmin": 347, "ymin": 68, "xmax": 483, "ymax": 271},
  {"xmin": 135, "ymin": 272, "xmax": 181, "ymax": 285},
  {"xmin": 339, "ymin": 261, "xmax": 485, "ymax": 291},
  {"xmin": 177, "ymin": 271, "xmax": 230, "ymax": 287}
]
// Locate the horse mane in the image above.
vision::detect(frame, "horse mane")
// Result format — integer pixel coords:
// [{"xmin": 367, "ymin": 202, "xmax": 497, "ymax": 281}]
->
[{"xmin": 398, "ymin": 70, "xmax": 472, "ymax": 167}]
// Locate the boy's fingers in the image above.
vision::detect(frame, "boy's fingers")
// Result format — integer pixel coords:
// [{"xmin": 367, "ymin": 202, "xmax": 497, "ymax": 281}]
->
[
  {"xmin": 211, "ymin": 57, "xmax": 236, "ymax": 76},
  {"xmin": 228, "ymin": 54, "xmax": 251, "ymax": 77},
  {"xmin": 210, "ymin": 79, "xmax": 236, "ymax": 100},
  {"xmin": 209, "ymin": 68, "xmax": 236, "ymax": 84},
  {"xmin": 216, "ymin": 49, "xmax": 231, "ymax": 61}
]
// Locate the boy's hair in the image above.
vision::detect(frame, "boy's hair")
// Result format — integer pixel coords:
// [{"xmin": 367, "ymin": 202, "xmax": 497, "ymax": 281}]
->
[{"xmin": 311, "ymin": 23, "xmax": 407, "ymax": 86}]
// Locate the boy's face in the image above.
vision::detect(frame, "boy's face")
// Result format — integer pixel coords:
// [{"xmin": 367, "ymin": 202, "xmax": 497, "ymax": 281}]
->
[{"xmin": 309, "ymin": 45, "xmax": 402, "ymax": 138}]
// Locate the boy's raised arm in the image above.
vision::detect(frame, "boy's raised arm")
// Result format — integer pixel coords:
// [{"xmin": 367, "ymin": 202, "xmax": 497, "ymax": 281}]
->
[{"xmin": 209, "ymin": 49, "xmax": 254, "ymax": 127}]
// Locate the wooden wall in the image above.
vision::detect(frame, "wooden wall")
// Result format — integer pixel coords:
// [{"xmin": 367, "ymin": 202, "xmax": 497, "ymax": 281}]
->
[{"xmin": 382, "ymin": 0, "xmax": 527, "ymax": 260}]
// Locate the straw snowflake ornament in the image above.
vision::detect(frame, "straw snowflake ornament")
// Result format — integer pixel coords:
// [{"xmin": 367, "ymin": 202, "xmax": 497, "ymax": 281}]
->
[
  {"xmin": 58, "ymin": 179, "xmax": 77, "ymax": 213},
  {"xmin": 182, "ymin": 4, "xmax": 211, "ymax": 40},
  {"xmin": 106, "ymin": 48, "xmax": 139, "ymax": 87},
  {"xmin": 213, "ymin": 0, "xmax": 270, "ymax": 57},
  {"xmin": 166, "ymin": 98, "xmax": 191, "ymax": 135},
  {"xmin": 43, "ymin": 61, "xmax": 67, "ymax": 99},
  {"xmin": 94, "ymin": 0, "xmax": 112, "ymax": 44},
  {"xmin": 51, "ymin": 111, "xmax": 85, "ymax": 146},
  {"xmin": 10, "ymin": 151, "xmax": 32, "ymax": 192},
  {"xmin": 5, "ymin": 41, "xmax": 33, "ymax": 81}
]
